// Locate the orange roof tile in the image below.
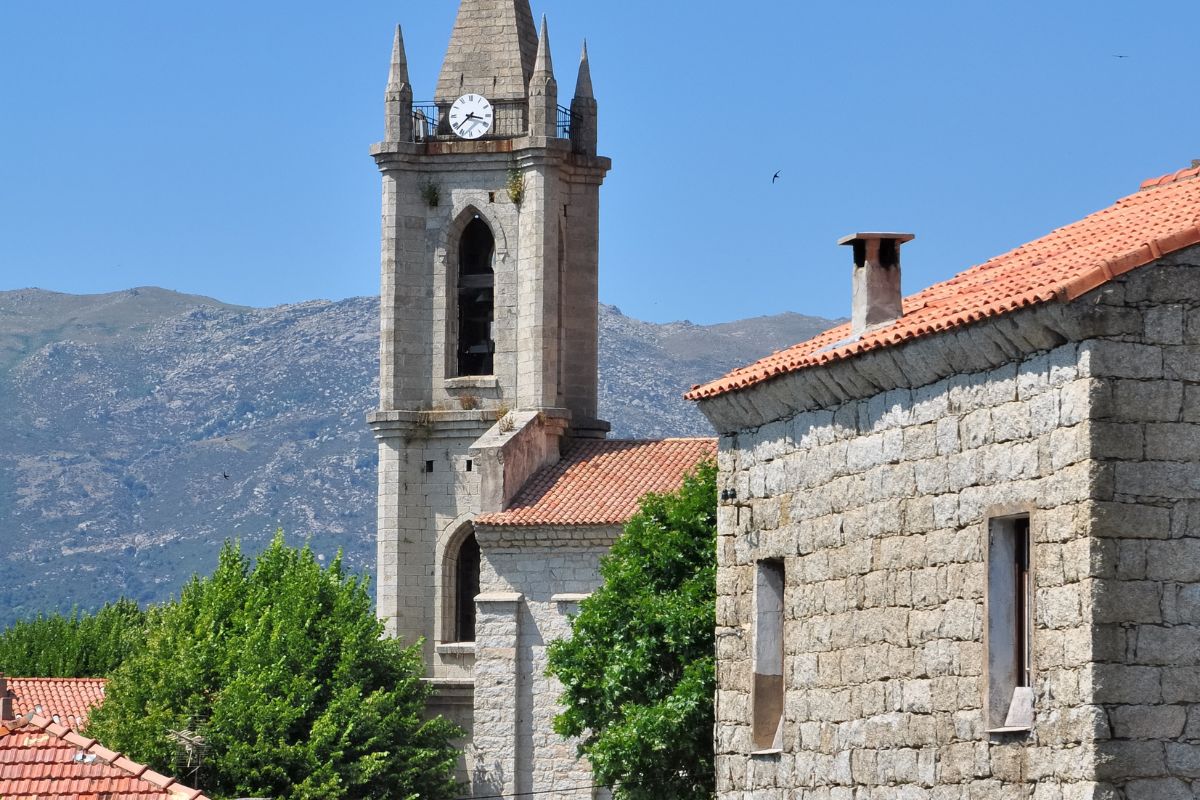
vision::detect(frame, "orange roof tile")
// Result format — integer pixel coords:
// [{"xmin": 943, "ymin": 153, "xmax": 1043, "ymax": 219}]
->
[
  {"xmin": 0, "ymin": 713, "xmax": 209, "ymax": 800},
  {"xmin": 686, "ymin": 169, "xmax": 1200, "ymax": 401},
  {"xmin": 6, "ymin": 678, "xmax": 106, "ymax": 729},
  {"xmin": 475, "ymin": 438, "xmax": 716, "ymax": 527}
]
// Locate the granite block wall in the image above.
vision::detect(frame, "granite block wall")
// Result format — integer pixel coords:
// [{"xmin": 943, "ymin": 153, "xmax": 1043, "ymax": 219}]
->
[
  {"xmin": 714, "ymin": 340, "xmax": 1098, "ymax": 798},
  {"xmin": 708, "ymin": 250, "xmax": 1200, "ymax": 799},
  {"xmin": 1086, "ymin": 256, "xmax": 1200, "ymax": 798}
]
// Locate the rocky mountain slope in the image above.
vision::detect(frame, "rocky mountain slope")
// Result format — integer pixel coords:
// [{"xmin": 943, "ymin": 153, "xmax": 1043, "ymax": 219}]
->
[{"xmin": 0, "ymin": 287, "xmax": 835, "ymax": 626}]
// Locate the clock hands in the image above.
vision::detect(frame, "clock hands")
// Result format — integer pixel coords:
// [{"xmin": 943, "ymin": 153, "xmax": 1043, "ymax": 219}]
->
[{"xmin": 457, "ymin": 111, "xmax": 491, "ymax": 137}]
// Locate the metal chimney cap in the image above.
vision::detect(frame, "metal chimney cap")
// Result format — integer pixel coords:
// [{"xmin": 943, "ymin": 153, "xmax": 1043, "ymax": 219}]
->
[{"xmin": 838, "ymin": 232, "xmax": 915, "ymax": 246}]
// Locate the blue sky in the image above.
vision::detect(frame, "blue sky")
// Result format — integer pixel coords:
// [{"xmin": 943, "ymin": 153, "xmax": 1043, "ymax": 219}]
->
[{"xmin": 1, "ymin": 1, "xmax": 1197, "ymax": 324}]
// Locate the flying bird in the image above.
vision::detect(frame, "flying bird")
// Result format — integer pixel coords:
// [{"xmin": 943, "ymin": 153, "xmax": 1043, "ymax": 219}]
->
[
  {"xmin": 222, "ymin": 472, "xmax": 230, "ymax": 480},
  {"xmin": 1112, "ymin": 54, "xmax": 1129, "ymax": 59},
  {"xmin": 772, "ymin": 170, "xmax": 782, "ymax": 184}
]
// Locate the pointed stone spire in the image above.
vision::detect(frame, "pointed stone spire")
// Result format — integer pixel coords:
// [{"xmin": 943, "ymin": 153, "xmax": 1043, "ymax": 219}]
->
[
  {"xmin": 385, "ymin": 25, "xmax": 413, "ymax": 142},
  {"xmin": 533, "ymin": 15, "xmax": 555, "ymax": 78},
  {"xmin": 570, "ymin": 41, "xmax": 597, "ymax": 156},
  {"xmin": 574, "ymin": 40, "xmax": 593, "ymax": 99},
  {"xmin": 528, "ymin": 15, "xmax": 558, "ymax": 138},
  {"xmin": 436, "ymin": 0, "xmax": 538, "ymax": 104}
]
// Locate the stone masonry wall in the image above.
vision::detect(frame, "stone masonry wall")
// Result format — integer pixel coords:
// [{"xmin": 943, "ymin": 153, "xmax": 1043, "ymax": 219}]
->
[
  {"xmin": 473, "ymin": 529, "xmax": 615, "ymax": 799},
  {"xmin": 1086, "ymin": 253, "xmax": 1200, "ymax": 798},
  {"xmin": 710, "ymin": 249, "xmax": 1200, "ymax": 799},
  {"xmin": 714, "ymin": 338, "xmax": 1099, "ymax": 798}
]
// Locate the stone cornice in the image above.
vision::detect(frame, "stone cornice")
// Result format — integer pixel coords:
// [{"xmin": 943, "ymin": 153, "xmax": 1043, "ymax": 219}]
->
[
  {"xmin": 370, "ymin": 138, "xmax": 610, "ymax": 178},
  {"xmin": 367, "ymin": 408, "xmax": 499, "ymax": 440}
]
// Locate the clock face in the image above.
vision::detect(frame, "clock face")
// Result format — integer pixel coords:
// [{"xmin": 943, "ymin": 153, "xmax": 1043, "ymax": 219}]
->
[{"xmin": 449, "ymin": 94, "xmax": 494, "ymax": 140}]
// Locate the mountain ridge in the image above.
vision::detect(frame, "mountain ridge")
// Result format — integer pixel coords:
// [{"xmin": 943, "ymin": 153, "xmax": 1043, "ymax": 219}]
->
[{"xmin": 0, "ymin": 287, "xmax": 838, "ymax": 626}]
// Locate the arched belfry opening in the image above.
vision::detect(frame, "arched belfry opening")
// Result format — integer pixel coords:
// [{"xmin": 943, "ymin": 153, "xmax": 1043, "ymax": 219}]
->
[
  {"xmin": 454, "ymin": 531, "xmax": 481, "ymax": 642},
  {"xmin": 457, "ymin": 217, "xmax": 495, "ymax": 376}
]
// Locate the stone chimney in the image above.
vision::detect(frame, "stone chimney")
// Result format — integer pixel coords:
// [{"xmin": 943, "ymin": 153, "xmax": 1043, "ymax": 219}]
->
[
  {"xmin": 0, "ymin": 674, "xmax": 13, "ymax": 721},
  {"xmin": 838, "ymin": 232, "xmax": 914, "ymax": 337}
]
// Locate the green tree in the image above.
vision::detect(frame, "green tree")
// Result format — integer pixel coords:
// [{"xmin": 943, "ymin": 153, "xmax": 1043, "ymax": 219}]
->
[
  {"xmin": 86, "ymin": 534, "xmax": 461, "ymax": 800},
  {"xmin": 546, "ymin": 460, "xmax": 717, "ymax": 800},
  {"xmin": 0, "ymin": 598, "xmax": 146, "ymax": 677}
]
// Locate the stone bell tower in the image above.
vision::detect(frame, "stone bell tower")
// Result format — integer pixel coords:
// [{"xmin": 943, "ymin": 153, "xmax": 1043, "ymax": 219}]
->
[{"xmin": 368, "ymin": 0, "xmax": 610, "ymax": 743}]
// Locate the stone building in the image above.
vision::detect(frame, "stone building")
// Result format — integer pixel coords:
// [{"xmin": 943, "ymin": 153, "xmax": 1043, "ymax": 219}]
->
[
  {"xmin": 688, "ymin": 166, "xmax": 1200, "ymax": 798},
  {"xmin": 366, "ymin": 2, "xmax": 714, "ymax": 797}
]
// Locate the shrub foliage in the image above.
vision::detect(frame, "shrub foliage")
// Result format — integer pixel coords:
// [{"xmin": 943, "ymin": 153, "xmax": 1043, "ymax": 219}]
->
[
  {"xmin": 0, "ymin": 598, "xmax": 146, "ymax": 678},
  {"xmin": 85, "ymin": 534, "xmax": 461, "ymax": 800},
  {"xmin": 546, "ymin": 460, "xmax": 717, "ymax": 800}
]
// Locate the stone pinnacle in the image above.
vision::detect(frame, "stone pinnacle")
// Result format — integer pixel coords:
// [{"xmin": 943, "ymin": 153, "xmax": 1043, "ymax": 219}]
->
[
  {"xmin": 533, "ymin": 14, "xmax": 554, "ymax": 78},
  {"xmin": 388, "ymin": 25, "xmax": 410, "ymax": 89},
  {"xmin": 574, "ymin": 40, "xmax": 593, "ymax": 99}
]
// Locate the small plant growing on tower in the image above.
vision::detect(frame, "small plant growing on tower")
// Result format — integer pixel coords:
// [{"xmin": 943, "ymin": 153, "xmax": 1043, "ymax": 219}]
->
[
  {"xmin": 458, "ymin": 393, "xmax": 480, "ymax": 410},
  {"xmin": 506, "ymin": 163, "xmax": 525, "ymax": 205},
  {"xmin": 420, "ymin": 179, "xmax": 441, "ymax": 208}
]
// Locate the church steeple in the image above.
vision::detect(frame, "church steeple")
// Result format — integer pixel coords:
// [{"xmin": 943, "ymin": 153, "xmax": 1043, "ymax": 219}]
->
[
  {"xmin": 371, "ymin": 2, "xmax": 613, "ymax": 791},
  {"xmin": 570, "ymin": 41, "xmax": 597, "ymax": 156},
  {"xmin": 528, "ymin": 16, "xmax": 557, "ymax": 138},
  {"xmin": 435, "ymin": 0, "xmax": 538, "ymax": 103},
  {"xmin": 385, "ymin": 26, "xmax": 413, "ymax": 142}
]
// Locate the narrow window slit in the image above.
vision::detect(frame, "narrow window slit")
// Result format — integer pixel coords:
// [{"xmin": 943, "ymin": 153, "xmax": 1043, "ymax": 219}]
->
[
  {"xmin": 987, "ymin": 514, "xmax": 1034, "ymax": 732},
  {"xmin": 752, "ymin": 559, "xmax": 785, "ymax": 751}
]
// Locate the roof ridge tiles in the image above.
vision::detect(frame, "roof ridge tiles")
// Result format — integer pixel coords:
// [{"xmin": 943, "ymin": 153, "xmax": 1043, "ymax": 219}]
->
[{"xmin": 1140, "ymin": 164, "xmax": 1200, "ymax": 190}]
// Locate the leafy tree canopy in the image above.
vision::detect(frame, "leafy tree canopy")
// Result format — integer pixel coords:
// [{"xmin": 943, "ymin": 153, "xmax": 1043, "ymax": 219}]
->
[
  {"xmin": 546, "ymin": 460, "xmax": 717, "ymax": 800},
  {"xmin": 0, "ymin": 598, "xmax": 146, "ymax": 678},
  {"xmin": 85, "ymin": 533, "xmax": 461, "ymax": 800}
]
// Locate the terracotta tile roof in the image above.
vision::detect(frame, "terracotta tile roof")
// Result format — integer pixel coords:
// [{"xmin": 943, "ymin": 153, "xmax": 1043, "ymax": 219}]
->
[
  {"xmin": 0, "ymin": 713, "xmax": 209, "ymax": 800},
  {"xmin": 686, "ymin": 168, "xmax": 1200, "ymax": 401},
  {"xmin": 475, "ymin": 438, "xmax": 716, "ymax": 527},
  {"xmin": 6, "ymin": 678, "xmax": 106, "ymax": 728}
]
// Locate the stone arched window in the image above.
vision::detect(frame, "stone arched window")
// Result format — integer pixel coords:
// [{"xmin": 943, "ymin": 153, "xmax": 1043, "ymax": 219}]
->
[
  {"xmin": 457, "ymin": 218, "xmax": 495, "ymax": 376},
  {"xmin": 452, "ymin": 532, "xmax": 481, "ymax": 642}
]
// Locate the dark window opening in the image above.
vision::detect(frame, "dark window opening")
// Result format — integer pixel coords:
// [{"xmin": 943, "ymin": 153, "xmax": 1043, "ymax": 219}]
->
[
  {"xmin": 457, "ymin": 218, "xmax": 495, "ymax": 376},
  {"xmin": 987, "ymin": 514, "xmax": 1034, "ymax": 731},
  {"xmin": 465, "ymin": 459, "xmax": 473, "ymax": 472},
  {"xmin": 454, "ymin": 533, "xmax": 481, "ymax": 642},
  {"xmin": 425, "ymin": 460, "xmax": 434, "ymax": 473}
]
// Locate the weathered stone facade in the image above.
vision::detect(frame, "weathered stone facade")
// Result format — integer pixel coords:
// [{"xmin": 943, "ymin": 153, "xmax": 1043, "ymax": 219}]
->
[
  {"xmin": 698, "ymin": 240, "xmax": 1200, "ymax": 797},
  {"xmin": 471, "ymin": 525, "xmax": 617, "ymax": 798}
]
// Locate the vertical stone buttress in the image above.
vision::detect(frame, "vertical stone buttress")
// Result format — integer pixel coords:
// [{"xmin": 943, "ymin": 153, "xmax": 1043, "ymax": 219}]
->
[{"xmin": 367, "ymin": 0, "xmax": 611, "ymax": 783}]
